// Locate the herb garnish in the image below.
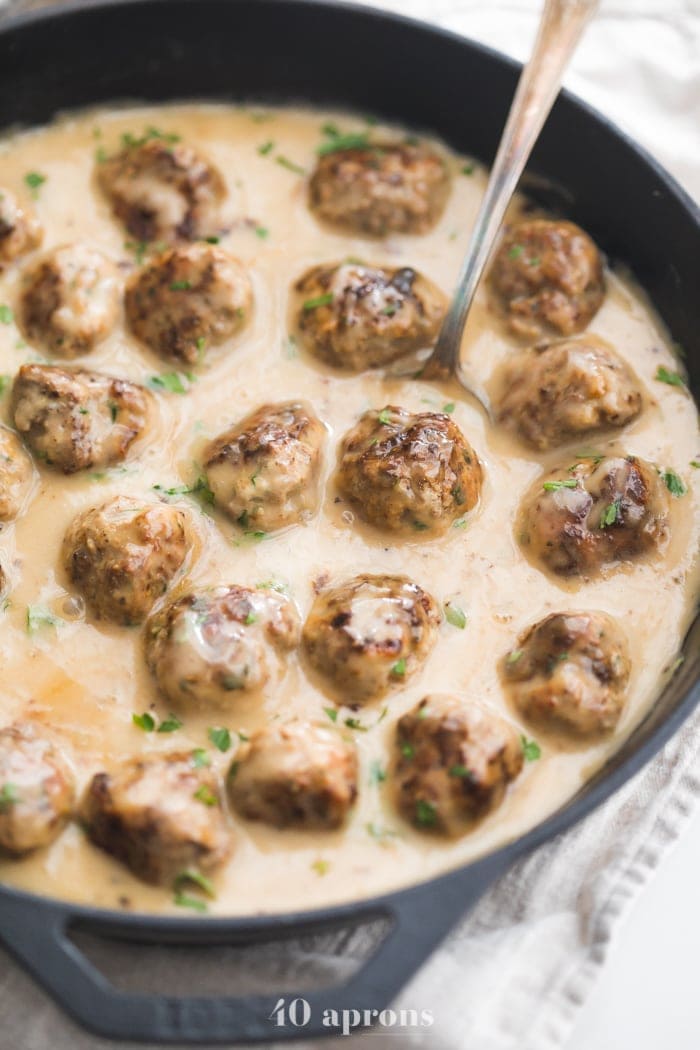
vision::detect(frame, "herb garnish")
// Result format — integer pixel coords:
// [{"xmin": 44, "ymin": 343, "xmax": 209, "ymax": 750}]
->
[
  {"xmin": 444, "ymin": 603, "xmax": 467, "ymax": 630},
  {"xmin": 26, "ymin": 606, "xmax": 59, "ymax": 634},
  {"xmin": 660, "ymin": 470, "xmax": 686, "ymax": 497},
  {"xmin": 174, "ymin": 893, "xmax": 208, "ymax": 913},
  {"xmin": 317, "ymin": 130, "xmax": 370, "ymax": 156},
  {"xmin": 520, "ymin": 735, "xmax": 541, "ymax": 762},
  {"xmin": 390, "ymin": 657, "xmax": 407, "ymax": 678},
  {"xmin": 311, "ymin": 859, "xmax": 330, "ymax": 876},
  {"xmin": 369, "ymin": 760, "xmax": 387, "ymax": 785},
  {"xmin": 169, "ymin": 280, "xmax": 191, "ymax": 291},
  {"xmin": 157, "ymin": 716, "xmax": 183, "ymax": 734},
  {"xmin": 302, "ymin": 293, "xmax": 333, "ymax": 311},
  {"xmin": 655, "ymin": 365, "xmax": 685, "ymax": 388},
  {"xmin": 415, "ymin": 799, "xmax": 437, "ymax": 826},
  {"xmin": 276, "ymin": 155, "xmax": 305, "ymax": 175},
  {"xmin": 0, "ymin": 305, "xmax": 13, "ymax": 325},
  {"xmin": 193, "ymin": 784, "xmax": 218, "ymax": 807},
  {"xmin": 599, "ymin": 499, "xmax": 621, "ymax": 528},
  {"xmin": 148, "ymin": 371, "xmax": 197, "ymax": 395},
  {"xmin": 24, "ymin": 171, "xmax": 46, "ymax": 197},
  {"xmin": 543, "ymin": 479, "xmax": 578, "ymax": 492},
  {"xmin": 257, "ymin": 140, "xmax": 275, "ymax": 156},
  {"xmin": 208, "ymin": 727, "xmax": 232, "ymax": 753},
  {"xmin": 0, "ymin": 783, "xmax": 19, "ymax": 809},
  {"xmin": 132, "ymin": 712, "xmax": 156, "ymax": 732}
]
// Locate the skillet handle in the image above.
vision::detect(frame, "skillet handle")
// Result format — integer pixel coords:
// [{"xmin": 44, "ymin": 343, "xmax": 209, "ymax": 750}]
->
[{"xmin": 0, "ymin": 854, "xmax": 508, "ymax": 1044}]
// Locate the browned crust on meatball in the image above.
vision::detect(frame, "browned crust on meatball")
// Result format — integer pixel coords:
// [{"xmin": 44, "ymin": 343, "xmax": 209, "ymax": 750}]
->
[
  {"xmin": 81, "ymin": 752, "xmax": 231, "ymax": 884},
  {"xmin": 393, "ymin": 695, "xmax": 523, "ymax": 835},
  {"xmin": 97, "ymin": 138, "xmax": 226, "ymax": 243},
  {"xmin": 0, "ymin": 424, "xmax": 34, "ymax": 522},
  {"xmin": 63, "ymin": 496, "xmax": 190, "ymax": 625},
  {"xmin": 203, "ymin": 401, "xmax": 325, "ymax": 532},
  {"xmin": 503, "ymin": 611, "xmax": 630, "ymax": 737},
  {"xmin": 125, "ymin": 243, "xmax": 251, "ymax": 364},
  {"xmin": 496, "ymin": 337, "xmax": 643, "ymax": 450},
  {"xmin": 0, "ymin": 188, "xmax": 43, "ymax": 270},
  {"xmin": 0, "ymin": 723, "xmax": 75, "ymax": 856},
  {"xmin": 518, "ymin": 454, "xmax": 670, "ymax": 577},
  {"xmin": 294, "ymin": 262, "xmax": 447, "ymax": 371},
  {"xmin": 309, "ymin": 143, "xmax": 451, "ymax": 236},
  {"xmin": 490, "ymin": 219, "xmax": 605, "ymax": 341},
  {"xmin": 11, "ymin": 363, "xmax": 153, "ymax": 474},
  {"xmin": 228, "ymin": 722, "xmax": 358, "ymax": 830},
  {"xmin": 302, "ymin": 574, "xmax": 440, "ymax": 705},
  {"xmin": 146, "ymin": 584, "xmax": 300, "ymax": 710},
  {"xmin": 18, "ymin": 244, "xmax": 120, "ymax": 357},
  {"xmin": 337, "ymin": 406, "xmax": 482, "ymax": 534}
]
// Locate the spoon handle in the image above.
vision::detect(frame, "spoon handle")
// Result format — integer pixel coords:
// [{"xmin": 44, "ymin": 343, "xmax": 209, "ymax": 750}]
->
[{"xmin": 422, "ymin": 0, "xmax": 599, "ymax": 381}]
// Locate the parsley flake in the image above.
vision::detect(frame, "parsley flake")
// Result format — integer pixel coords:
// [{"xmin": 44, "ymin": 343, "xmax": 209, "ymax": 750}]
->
[{"xmin": 208, "ymin": 727, "xmax": 232, "ymax": 752}]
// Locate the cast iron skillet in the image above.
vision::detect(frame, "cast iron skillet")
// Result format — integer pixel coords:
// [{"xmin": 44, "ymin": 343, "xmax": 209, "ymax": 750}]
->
[{"xmin": 0, "ymin": 0, "xmax": 698, "ymax": 1043}]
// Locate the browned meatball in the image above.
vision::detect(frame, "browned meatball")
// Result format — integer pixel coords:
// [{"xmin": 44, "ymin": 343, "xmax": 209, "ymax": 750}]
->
[
  {"xmin": 125, "ymin": 243, "xmax": 251, "ymax": 364},
  {"xmin": 490, "ymin": 219, "xmax": 605, "ymax": 340},
  {"xmin": 147, "ymin": 584, "xmax": 300, "ymax": 710},
  {"xmin": 337, "ymin": 406, "xmax": 482, "ymax": 534},
  {"xmin": 97, "ymin": 137, "xmax": 226, "ymax": 243},
  {"xmin": 82, "ymin": 752, "xmax": 231, "ymax": 884},
  {"xmin": 309, "ymin": 143, "xmax": 450, "ymax": 236},
  {"xmin": 204, "ymin": 401, "xmax": 325, "ymax": 532},
  {"xmin": 0, "ymin": 188, "xmax": 42, "ymax": 271},
  {"xmin": 393, "ymin": 695, "xmax": 523, "ymax": 835},
  {"xmin": 519, "ymin": 454, "xmax": 670, "ymax": 577},
  {"xmin": 503, "ymin": 612, "xmax": 630, "ymax": 737},
  {"xmin": 0, "ymin": 425, "xmax": 33, "ymax": 523},
  {"xmin": 11, "ymin": 363, "xmax": 153, "ymax": 474},
  {"xmin": 293, "ymin": 261, "xmax": 447, "ymax": 371},
  {"xmin": 63, "ymin": 495, "xmax": 190, "ymax": 625},
  {"xmin": 228, "ymin": 722, "xmax": 358, "ymax": 830},
  {"xmin": 302, "ymin": 574, "xmax": 440, "ymax": 706},
  {"xmin": 19, "ymin": 244, "xmax": 120, "ymax": 357},
  {"xmin": 0, "ymin": 723, "xmax": 75, "ymax": 856},
  {"xmin": 496, "ymin": 337, "xmax": 643, "ymax": 450}
]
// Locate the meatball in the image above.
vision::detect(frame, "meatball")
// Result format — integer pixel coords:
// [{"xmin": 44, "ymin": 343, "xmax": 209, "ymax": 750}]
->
[
  {"xmin": 302, "ymin": 574, "xmax": 440, "ymax": 706},
  {"xmin": 293, "ymin": 261, "xmax": 447, "ymax": 371},
  {"xmin": 503, "ymin": 611, "xmax": 630, "ymax": 737},
  {"xmin": 63, "ymin": 495, "xmax": 189, "ymax": 624},
  {"xmin": 0, "ymin": 723, "xmax": 75, "ymax": 856},
  {"xmin": 0, "ymin": 188, "xmax": 42, "ymax": 271},
  {"xmin": 125, "ymin": 243, "xmax": 251, "ymax": 365},
  {"xmin": 82, "ymin": 752, "xmax": 231, "ymax": 884},
  {"xmin": 0, "ymin": 425, "xmax": 33, "ymax": 523},
  {"xmin": 337, "ymin": 406, "xmax": 482, "ymax": 534},
  {"xmin": 147, "ymin": 584, "xmax": 300, "ymax": 710},
  {"xmin": 519, "ymin": 454, "xmax": 670, "ymax": 577},
  {"xmin": 11, "ymin": 363, "xmax": 152, "ymax": 474},
  {"xmin": 18, "ymin": 244, "xmax": 120, "ymax": 357},
  {"xmin": 97, "ymin": 137, "xmax": 226, "ymax": 243},
  {"xmin": 228, "ymin": 722, "xmax": 358, "ymax": 830},
  {"xmin": 393, "ymin": 695, "xmax": 523, "ymax": 835},
  {"xmin": 496, "ymin": 337, "xmax": 643, "ymax": 450},
  {"xmin": 204, "ymin": 401, "xmax": 325, "ymax": 532},
  {"xmin": 490, "ymin": 219, "xmax": 605, "ymax": 340},
  {"xmin": 309, "ymin": 143, "xmax": 450, "ymax": 236}
]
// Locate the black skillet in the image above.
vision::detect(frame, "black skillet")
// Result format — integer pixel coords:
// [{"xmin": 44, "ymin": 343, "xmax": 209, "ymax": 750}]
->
[{"xmin": 0, "ymin": 0, "xmax": 698, "ymax": 1043}]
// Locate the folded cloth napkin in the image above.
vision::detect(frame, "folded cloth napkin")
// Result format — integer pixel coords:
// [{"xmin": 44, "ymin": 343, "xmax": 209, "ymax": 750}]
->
[{"xmin": 0, "ymin": 2, "xmax": 698, "ymax": 1049}]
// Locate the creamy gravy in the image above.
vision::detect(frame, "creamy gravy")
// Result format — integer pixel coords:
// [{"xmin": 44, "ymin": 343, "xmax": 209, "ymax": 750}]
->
[{"xmin": 0, "ymin": 104, "xmax": 698, "ymax": 916}]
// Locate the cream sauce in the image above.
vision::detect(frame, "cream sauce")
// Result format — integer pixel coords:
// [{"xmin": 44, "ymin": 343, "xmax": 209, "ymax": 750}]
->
[{"xmin": 0, "ymin": 104, "xmax": 698, "ymax": 916}]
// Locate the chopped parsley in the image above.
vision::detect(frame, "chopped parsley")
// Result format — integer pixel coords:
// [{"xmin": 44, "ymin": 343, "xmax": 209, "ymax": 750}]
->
[
  {"xmin": 169, "ymin": 280, "xmax": 191, "ymax": 291},
  {"xmin": 125, "ymin": 240, "xmax": 149, "ymax": 265},
  {"xmin": 400, "ymin": 742, "xmax": 415, "ymax": 760},
  {"xmin": 0, "ymin": 783, "xmax": 19, "ymax": 809},
  {"xmin": 444, "ymin": 603, "xmax": 467, "ymax": 629},
  {"xmin": 147, "ymin": 371, "xmax": 197, "ymax": 395},
  {"xmin": 257, "ymin": 140, "xmax": 275, "ymax": 156},
  {"xmin": 599, "ymin": 499, "xmax": 621, "ymax": 528},
  {"xmin": 520, "ymin": 735, "xmax": 541, "ymax": 762},
  {"xmin": 255, "ymin": 579, "xmax": 287, "ymax": 593},
  {"xmin": 311, "ymin": 858, "xmax": 330, "ymax": 876},
  {"xmin": 442, "ymin": 402, "xmax": 456, "ymax": 414},
  {"xmin": 157, "ymin": 716, "xmax": 183, "ymax": 734},
  {"xmin": 543, "ymin": 479, "xmax": 578, "ymax": 492},
  {"xmin": 121, "ymin": 127, "xmax": 181, "ymax": 149},
  {"xmin": 174, "ymin": 870, "xmax": 215, "ymax": 899},
  {"xmin": 26, "ymin": 605, "xmax": 59, "ymax": 634},
  {"xmin": 254, "ymin": 226, "xmax": 269, "ymax": 240},
  {"xmin": 193, "ymin": 784, "xmax": 218, "ymax": 807},
  {"xmin": 191, "ymin": 748, "xmax": 210, "ymax": 769},
  {"xmin": 366, "ymin": 822, "xmax": 399, "ymax": 841},
  {"xmin": 24, "ymin": 171, "xmax": 46, "ymax": 197},
  {"xmin": 344, "ymin": 717, "xmax": 368, "ymax": 732},
  {"xmin": 132, "ymin": 712, "xmax": 155, "ymax": 732},
  {"xmin": 317, "ymin": 131, "xmax": 370, "ymax": 156},
  {"xmin": 208, "ymin": 727, "xmax": 232, "ymax": 753},
  {"xmin": 507, "ymin": 244, "xmax": 524, "ymax": 260},
  {"xmin": 506, "ymin": 649, "xmax": 523, "ymax": 666},
  {"xmin": 448, "ymin": 764, "xmax": 472, "ymax": 779},
  {"xmin": 660, "ymin": 470, "xmax": 686, "ymax": 497},
  {"xmin": 378, "ymin": 408, "xmax": 392, "ymax": 425},
  {"xmin": 415, "ymin": 799, "xmax": 437, "ymax": 827},
  {"xmin": 655, "ymin": 365, "xmax": 685, "ymax": 388},
  {"xmin": 390, "ymin": 657, "xmax": 407, "ymax": 678},
  {"xmin": 369, "ymin": 760, "xmax": 387, "ymax": 785},
  {"xmin": 302, "ymin": 292, "xmax": 333, "ymax": 311},
  {"xmin": 690, "ymin": 460, "xmax": 700, "ymax": 469},
  {"xmin": 244, "ymin": 610, "xmax": 258, "ymax": 625},
  {"xmin": 461, "ymin": 163, "xmax": 475, "ymax": 176},
  {"xmin": 0, "ymin": 305, "xmax": 13, "ymax": 325},
  {"xmin": 174, "ymin": 893, "xmax": 208, "ymax": 913},
  {"xmin": 276, "ymin": 155, "xmax": 305, "ymax": 175}
]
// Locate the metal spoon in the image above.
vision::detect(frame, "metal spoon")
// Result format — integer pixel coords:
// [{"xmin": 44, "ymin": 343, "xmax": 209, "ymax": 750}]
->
[{"xmin": 419, "ymin": 0, "xmax": 599, "ymax": 413}]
